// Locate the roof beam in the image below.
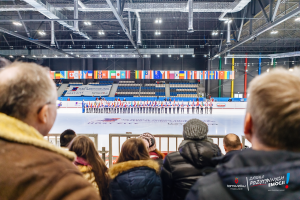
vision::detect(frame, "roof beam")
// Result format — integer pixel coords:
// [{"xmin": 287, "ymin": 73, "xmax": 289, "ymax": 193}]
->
[
  {"xmin": 258, "ymin": 0, "xmax": 270, "ymax": 23},
  {"xmin": 237, "ymin": 5, "xmax": 248, "ymax": 42},
  {"xmin": 13, "ymin": 1, "xmax": 31, "ymax": 38},
  {"xmin": 211, "ymin": 3, "xmax": 300, "ymax": 60},
  {"xmin": 105, "ymin": 0, "xmax": 141, "ymax": 56},
  {"xmin": 0, "ymin": 26, "xmax": 75, "ymax": 57},
  {"xmin": 272, "ymin": 0, "xmax": 281, "ymax": 22}
]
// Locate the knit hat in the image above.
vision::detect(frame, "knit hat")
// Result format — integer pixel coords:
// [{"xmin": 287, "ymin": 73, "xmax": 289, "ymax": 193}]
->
[
  {"xmin": 139, "ymin": 132, "xmax": 156, "ymax": 152},
  {"xmin": 183, "ymin": 119, "xmax": 208, "ymax": 140}
]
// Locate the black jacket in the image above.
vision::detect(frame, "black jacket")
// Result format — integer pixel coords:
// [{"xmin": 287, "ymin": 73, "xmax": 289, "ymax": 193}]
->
[
  {"xmin": 186, "ymin": 149, "xmax": 300, "ymax": 200},
  {"xmin": 211, "ymin": 150, "xmax": 242, "ymax": 166},
  {"xmin": 161, "ymin": 140, "xmax": 222, "ymax": 200},
  {"xmin": 109, "ymin": 160, "xmax": 162, "ymax": 200}
]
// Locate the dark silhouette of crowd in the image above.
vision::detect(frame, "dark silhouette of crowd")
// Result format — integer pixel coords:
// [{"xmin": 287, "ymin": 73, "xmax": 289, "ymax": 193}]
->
[{"xmin": 0, "ymin": 61, "xmax": 300, "ymax": 200}]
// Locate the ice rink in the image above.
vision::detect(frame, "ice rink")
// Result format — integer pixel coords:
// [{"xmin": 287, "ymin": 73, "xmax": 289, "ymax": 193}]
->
[{"xmin": 50, "ymin": 108, "xmax": 250, "ymax": 153}]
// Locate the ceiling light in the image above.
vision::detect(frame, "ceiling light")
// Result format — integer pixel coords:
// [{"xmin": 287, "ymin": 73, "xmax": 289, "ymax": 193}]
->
[
  {"xmin": 212, "ymin": 31, "xmax": 218, "ymax": 36},
  {"xmin": 271, "ymin": 30, "xmax": 278, "ymax": 34},
  {"xmin": 33, "ymin": 55, "xmax": 36, "ymax": 57},
  {"xmin": 224, "ymin": 19, "xmax": 232, "ymax": 23},
  {"xmin": 110, "ymin": 55, "xmax": 113, "ymax": 57},
  {"xmin": 192, "ymin": 55, "xmax": 195, "ymax": 57},
  {"xmin": 13, "ymin": 21, "xmax": 22, "ymax": 26},
  {"xmin": 267, "ymin": 68, "xmax": 270, "ymax": 72},
  {"xmin": 204, "ymin": 55, "xmax": 207, "ymax": 57},
  {"xmin": 289, "ymin": 68, "xmax": 294, "ymax": 71},
  {"xmin": 70, "ymin": 52, "xmax": 73, "ymax": 54},
  {"xmin": 9, "ymin": 55, "xmax": 13, "ymax": 58},
  {"xmin": 84, "ymin": 21, "xmax": 91, "ymax": 25},
  {"xmin": 157, "ymin": 55, "xmax": 160, "ymax": 57},
  {"xmin": 295, "ymin": 17, "xmax": 300, "ymax": 21},
  {"xmin": 154, "ymin": 18, "xmax": 162, "ymax": 24},
  {"xmin": 98, "ymin": 31, "xmax": 105, "ymax": 35},
  {"xmin": 122, "ymin": 55, "xmax": 124, "ymax": 57},
  {"xmin": 43, "ymin": 55, "xmax": 47, "ymax": 57},
  {"xmin": 21, "ymin": 55, "xmax": 25, "ymax": 58},
  {"xmin": 180, "ymin": 55, "xmax": 183, "ymax": 57},
  {"xmin": 99, "ymin": 55, "xmax": 102, "ymax": 57},
  {"xmin": 77, "ymin": 55, "xmax": 79, "ymax": 57},
  {"xmin": 155, "ymin": 31, "xmax": 161, "ymax": 36},
  {"xmin": 54, "ymin": 55, "xmax": 57, "ymax": 57},
  {"xmin": 65, "ymin": 55, "xmax": 68, "ymax": 57},
  {"xmin": 87, "ymin": 55, "xmax": 90, "ymax": 57},
  {"xmin": 38, "ymin": 31, "xmax": 46, "ymax": 36},
  {"xmin": 168, "ymin": 55, "xmax": 171, "ymax": 57}
]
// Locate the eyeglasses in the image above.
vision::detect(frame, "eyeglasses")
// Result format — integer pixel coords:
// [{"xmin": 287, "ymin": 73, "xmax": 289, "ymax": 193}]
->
[{"xmin": 37, "ymin": 101, "xmax": 59, "ymax": 114}]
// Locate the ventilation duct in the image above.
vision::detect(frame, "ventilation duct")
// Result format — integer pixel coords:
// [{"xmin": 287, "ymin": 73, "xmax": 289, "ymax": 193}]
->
[
  {"xmin": 187, "ymin": 0, "xmax": 193, "ymax": 33},
  {"xmin": 219, "ymin": 0, "xmax": 251, "ymax": 20},
  {"xmin": 74, "ymin": 0, "xmax": 79, "ymax": 32},
  {"xmin": 50, "ymin": 21, "xmax": 55, "ymax": 46},
  {"xmin": 135, "ymin": 11, "xmax": 142, "ymax": 46},
  {"xmin": 227, "ymin": 21, "xmax": 231, "ymax": 44}
]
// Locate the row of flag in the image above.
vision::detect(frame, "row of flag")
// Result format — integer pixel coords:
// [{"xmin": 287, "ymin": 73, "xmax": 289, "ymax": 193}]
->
[
  {"xmin": 94, "ymin": 70, "xmax": 131, "ymax": 79},
  {"xmin": 50, "ymin": 70, "xmax": 234, "ymax": 80},
  {"xmin": 50, "ymin": 70, "xmax": 131, "ymax": 79},
  {"xmin": 135, "ymin": 70, "xmax": 235, "ymax": 80}
]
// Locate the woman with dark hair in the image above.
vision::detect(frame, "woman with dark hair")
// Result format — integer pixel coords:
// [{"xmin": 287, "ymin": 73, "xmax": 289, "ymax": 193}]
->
[
  {"xmin": 109, "ymin": 138, "xmax": 162, "ymax": 200},
  {"xmin": 139, "ymin": 132, "xmax": 165, "ymax": 168},
  {"xmin": 69, "ymin": 136, "xmax": 109, "ymax": 200}
]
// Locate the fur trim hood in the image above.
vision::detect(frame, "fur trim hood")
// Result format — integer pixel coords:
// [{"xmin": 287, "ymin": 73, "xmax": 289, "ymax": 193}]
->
[
  {"xmin": 0, "ymin": 113, "xmax": 75, "ymax": 161},
  {"xmin": 109, "ymin": 159, "xmax": 159, "ymax": 179}
]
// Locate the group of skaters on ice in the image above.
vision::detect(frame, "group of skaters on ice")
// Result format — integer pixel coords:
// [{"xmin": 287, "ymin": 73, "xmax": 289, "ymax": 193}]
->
[{"xmin": 82, "ymin": 99, "xmax": 214, "ymax": 114}]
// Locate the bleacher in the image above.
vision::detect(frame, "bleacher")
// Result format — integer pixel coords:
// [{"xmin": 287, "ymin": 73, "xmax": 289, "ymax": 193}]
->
[
  {"xmin": 116, "ymin": 81, "xmax": 141, "ymax": 97},
  {"xmin": 170, "ymin": 81, "xmax": 198, "ymax": 97},
  {"xmin": 140, "ymin": 83, "xmax": 165, "ymax": 97},
  {"xmin": 89, "ymin": 81, "xmax": 113, "ymax": 86}
]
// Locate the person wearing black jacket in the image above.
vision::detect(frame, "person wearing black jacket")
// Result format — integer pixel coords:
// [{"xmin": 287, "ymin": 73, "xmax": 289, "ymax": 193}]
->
[
  {"xmin": 186, "ymin": 68, "xmax": 300, "ymax": 200},
  {"xmin": 161, "ymin": 119, "xmax": 221, "ymax": 200}
]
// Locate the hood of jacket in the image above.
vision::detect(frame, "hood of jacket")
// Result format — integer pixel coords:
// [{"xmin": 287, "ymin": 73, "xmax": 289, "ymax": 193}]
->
[
  {"xmin": 179, "ymin": 140, "xmax": 221, "ymax": 168},
  {"xmin": 0, "ymin": 113, "xmax": 75, "ymax": 161},
  {"xmin": 109, "ymin": 160, "xmax": 160, "ymax": 198},
  {"xmin": 217, "ymin": 149, "xmax": 300, "ymax": 200}
]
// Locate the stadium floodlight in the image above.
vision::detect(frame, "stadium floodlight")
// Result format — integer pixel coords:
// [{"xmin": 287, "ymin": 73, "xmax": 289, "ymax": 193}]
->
[
  {"xmin": 122, "ymin": 55, "xmax": 124, "ymax": 57},
  {"xmin": 224, "ymin": 19, "xmax": 232, "ymax": 23},
  {"xmin": 33, "ymin": 55, "xmax": 36, "ymax": 57},
  {"xmin": 9, "ymin": 55, "xmax": 13, "ymax": 58},
  {"xmin": 110, "ymin": 55, "xmax": 113, "ymax": 57},
  {"xmin": 168, "ymin": 55, "xmax": 171, "ymax": 57},
  {"xmin": 13, "ymin": 21, "xmax": 22, "ymax": 26},
  {"xmin": 180, "ymin": 55, "xmax": 183, "ymax": 57},
  {"xmin": 87, "ymin": 55, "xmax": 90, "ymax": 57},
  {"xmin": 155, "ymin": 18, "xmax": 162, "ymax": 24},
  {"xmin": 98, "ymin": 31, "xmax": 105, "ymax": 35},
  {"xmin": 38, "ymin": 31, "xmax": 46, "ymax": 36},
  {"xmin": 84, "ymin": 21, "xmax": 91, "ymax": 25},
  {"xmin": 192, "ymin": 55, "xmax": 195, "ymax": 57},
  {"xmin": 54, "ymin": 55, "xmax": 57, "ymax": 57},
  {"xmin": 65, "ymin": 55, "xmax": 68, "ymax": 57},
  {"xmin": 43, "ymin": 55, "xmax": 47, "ymax": 57},
  {"xmin": 212, "ymin": 31, "xmax": 218, "ymax": 36},
  {"xmin": 99, "ymin": 55, "xmax": 102, "ymax": 57},
  {"xmin": 157, "ymin": 55, "xmax": 160, "ymax": 57},
  {"xmin": 21, "ymin": 55, "xmax": 25, "ymax": 58},
  {"xmin": 271, "ymin": 30, "xmax": 278, "ymax": 34},
  {"xmin": 155, "ymin": 31, "xmax": 161, "ymax": 36},
  {"xmin": 204, "ymin": 54, "xmax": 207, "ymax": 57},
  {"xmin": 295, "ymin": 17, "xmax": 300, "ymax": 21}
]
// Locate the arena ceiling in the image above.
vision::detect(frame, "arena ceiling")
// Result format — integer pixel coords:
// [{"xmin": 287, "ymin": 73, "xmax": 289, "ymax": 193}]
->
[{"xmin": 0, "ymin": 0, "xmax": 299, "ymax": 59}]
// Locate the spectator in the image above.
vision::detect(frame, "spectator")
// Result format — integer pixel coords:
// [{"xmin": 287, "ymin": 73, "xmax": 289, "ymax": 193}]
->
[
  {"xmin": 60, "ymin": 129, "xmax": 76, "ymax": 150},
  {"xmin": 139, "ymin": 132, "xmax": 165, "ymax": 168},
  {"xmin": 211, "ymin": 133, "xmax": 243, "ymax": 166},
  {"xmin": 109, "ymin": 138, "xmax": 162, "ymax": 200},
  {"xmin": 228, "ymin": 98, "xmax": 232, "ymax": 102},
  {"xmin": 67, "ymin": 97, "xmax": 70, "ymax": 101},
  {"xmin": 0, "ymin": 62, "xmax": 99, "ymax": 200},
  {"xmin": 69, "ymin": 136, "xmax": 109, "ymax": 200},
  {"xmin": 123, "ymin": 98, "xmax": 126, "ymax": 101},
  {"xmin": 186, "ymin": 68, "xmax": 300, "ymax": 200},
  {"xmin": 161, "ymin": 119, "xmax": 221, "ymax": 200}
]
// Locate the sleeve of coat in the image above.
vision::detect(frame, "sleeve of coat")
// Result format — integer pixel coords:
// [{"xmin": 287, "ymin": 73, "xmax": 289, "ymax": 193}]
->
[
  {"xmin": 45, "ymin": 172, "xmax": 101, "ymax": 200},
  {"xmin": 160, "ymin": 155, "xmax": 173, "ymax": 200}
]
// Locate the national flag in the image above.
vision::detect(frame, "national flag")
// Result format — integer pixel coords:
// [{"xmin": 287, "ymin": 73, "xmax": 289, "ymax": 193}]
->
[
  {"xmin": 126, "ymin": 70, "xmax": 130, "ymax": 79},
  {"xmin": 224, "ymin": 71, "xmax": 228, "ymax": 79},
  {"xmin": 145, "ymin": 71, "xmax": 150, "ymax": 79},
  {"xmin": 161, "ymin": 71, "xmax": 165, "ymax": 79},
  {"xmin": 110, "ymin": 70, "xmax": 116, "ymax": 79},
  {"xmin": 204, "ymin": 71, "xmax": 208, "ymax": 79},
  {"xmin": 135, "ymin": 71, "xmax": 140, "ymax": 79},
  {"xmin": 142, "ymin": 71, "xmax": 145, "ymax": 79},
  {"xmin": 230, "ymin": 71, "xmax": 235, "ymax": 79},
  {"xmin": 55, "ymin": 71, "xmax": 60, "ymax": 79},
  {"xmin": 94, "ymin": 70, "xmax": 98, "ymax": 79},
  {"xmin": 179, "ymin": 71, "xmax": 185, "ymax": 79},
  {"xmin": 87, "ymin": 71, "xmax": 93, "ymax": 79},
  {"xmin": 214, "ymin": 71, "xmax": 219, "ymax": 79},
  {"xmin": 219, "ymin": 71, "xmax": 225, "ymax": 79},
  {"xmin": 210, "ymin": 71, "xmax": 215, "ymax": 79},
  {"xmin": 191, "ymin": 71, "xmax": 194, "ymax": 79},
  {"xmin": 194, "ymin": 71, "xmax": 198, "ymax": 79},
  {"xmin": 120, "ymin": 71, "xmax": 126, "ymax": 79},
  {"xmin": 227, "ymin": 71, "xmax": 231, "ymax": 79},
  {"xmin": 187, "ymin": 71, "xmax": 191, "ymax": 79},
  {"xmin": 82, "ymin": 71, "xmax": 88, "ymax": 79},
  {"xmin": 170, "ymin": 71, "xmax": 175, "ymax": 79},
  {"xmin": 200, "ymin": 71, "xmax": 203, "ymax": 79},
  {"xmin": 166, "ymin": 71, "xmax": 170, "ymax": 79},
  {"xmin": 102, "ymin": 71, "xmax": 108, "ymax": 79},
  {"xmin": 50, "ymin": 71, "xmax": 55, "ymax": 79},
  {"xmin": 175, "ymin": 71, "xmax": 179, "ymax": 79},
  {"xmin": 68, "ymin": 71, "xmax": 74, "ymax": 79},
  {"xmin": 116, "ymin": 71, "xmax": 121, "ymax": 79},
  {"xmin": 154, "ymin": 71, "xmax": 162, "ymax": 79}
]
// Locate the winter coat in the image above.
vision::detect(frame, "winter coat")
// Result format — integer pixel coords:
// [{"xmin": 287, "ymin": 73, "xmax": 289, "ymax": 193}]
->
[
  {"xmin": 211, "ymin": 149, "xmax": 242, "ymax": 167},
  {"xmin": 109, "ymin": 159, "xmax": 163, "ymax": 200},
  {"xmin": 161, "ymin": 139, "xmax": 222, "ymax": 200},
  {"xmin": 186, "ymin": 149, "xmax": 300, "ymax": 200},
  {"xmin": 75, "ymin": 157, "xmax": 100, "ymax": 196},
  {"xmin": 0, "ymin": 113, "xmax": 100, "ymax": 200},
  {"xmin": 150, "ymin": 151, "xmax": 164, "ymax": 172}
]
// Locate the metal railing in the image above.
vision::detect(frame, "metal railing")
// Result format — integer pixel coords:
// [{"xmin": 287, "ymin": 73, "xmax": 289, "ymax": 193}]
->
[{"xmin": 108, "ymin": 132, "xmax": 247, "ymax": 167}]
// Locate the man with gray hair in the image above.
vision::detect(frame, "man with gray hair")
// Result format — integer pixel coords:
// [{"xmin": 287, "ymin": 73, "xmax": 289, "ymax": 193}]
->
[
  {"xmin": 186, "ymin": 68, "xmax": 300, "ymax": 200},
  {"xmin": 161, "ymin": 118, "xmax": 221, "ymax": 200},
  {"xmin": 0, "ymin": 62, "xmax": 99, "ymax": 200}
]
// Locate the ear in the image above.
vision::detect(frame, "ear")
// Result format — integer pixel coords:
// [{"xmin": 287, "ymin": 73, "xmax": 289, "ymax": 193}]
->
[
  {"xmin": 223, "ymin": 145, "xmax": 228, "ymax": 153},
  {"xmin": 240, "ymin": 143, "xmax": 243, "ymax": 149},
  {"xmin": 244, "ymin": 112, "xmax": 253, "ymax": 144},
  {"xmin": 37, "ymin": 105, "xmax": 49, "ymax": 124}
]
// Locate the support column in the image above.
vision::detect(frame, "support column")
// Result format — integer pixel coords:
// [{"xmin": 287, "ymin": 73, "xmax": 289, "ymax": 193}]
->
[
  {"xmin": 258, "ymin": 53, "xmax": 262, "ymax": 75},
  {"xmin": 231, "ymin": 57, "xmax": 234, "ymax": 98},
  {"xmin": 218, "ymin": 56, "xmax": 222, "ymax": 97},
  {"xmin": 273, "ymin": 58, "xmax": 276, "ymax": 68},
  {"xmin": 244, "ymin": 56, "xmax": 248, "ymax": 98}
]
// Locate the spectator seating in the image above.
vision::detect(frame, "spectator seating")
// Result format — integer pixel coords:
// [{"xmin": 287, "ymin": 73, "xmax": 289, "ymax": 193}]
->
[
  {"xmin": 140, "ymin": 83, "xmax": 165, "ymax": 97},
  {"xmin": 170, "ymin": 82, "xmax": 198, "ymax": 97},
  {"xmin": 89, "ymin": 81, "xmax": 113, "ymax": 86},
  {"xmin": 116, "ymin": 81, "xmax": 141, "ymax": 97}
]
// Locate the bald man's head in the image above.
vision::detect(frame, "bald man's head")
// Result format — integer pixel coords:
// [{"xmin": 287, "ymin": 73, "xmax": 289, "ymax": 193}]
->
[
  {"xmin": 0, "ymin": 62, "xmax": 57, "ymax": 135},
  {"xmin": 223, "ymin": 133, "xmax": 243, "ymax": 153}
]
